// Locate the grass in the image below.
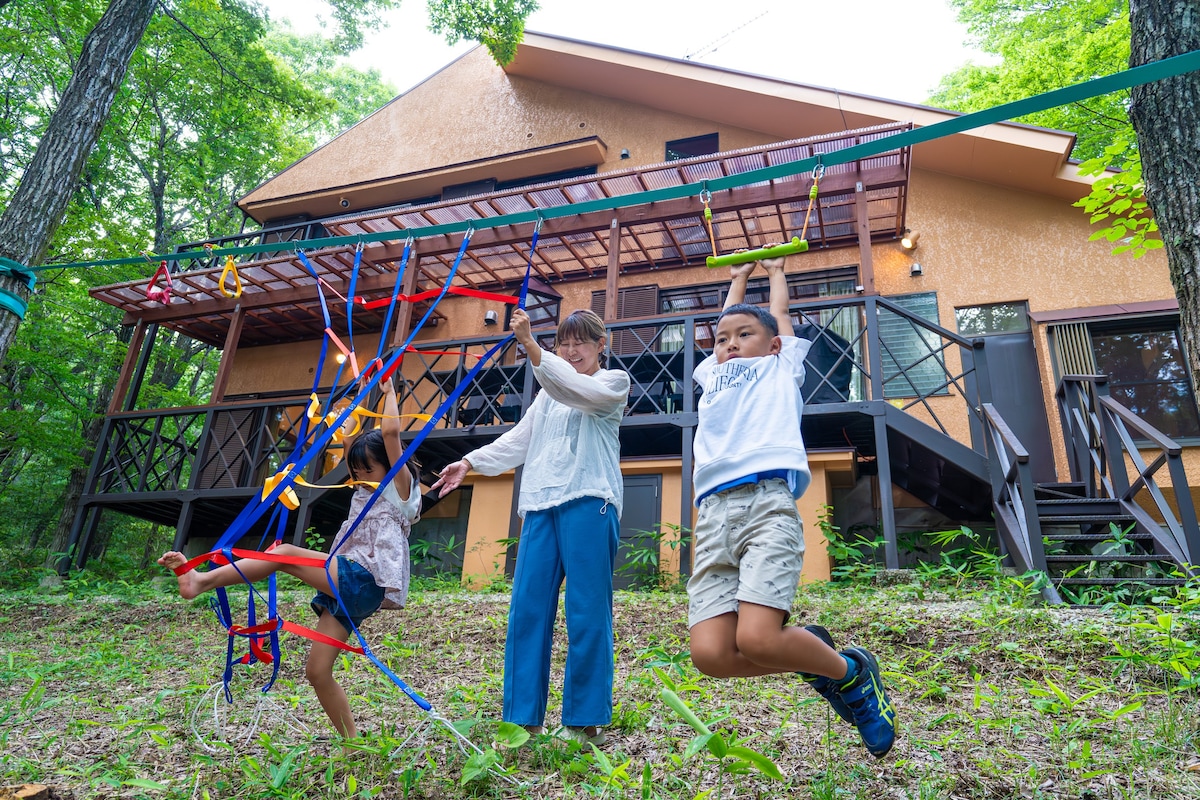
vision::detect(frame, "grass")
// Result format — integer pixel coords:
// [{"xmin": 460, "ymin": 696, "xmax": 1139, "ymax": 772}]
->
[{"xmin": 1, "ymin": 567, "xmax": 1199, "ymax": 799}]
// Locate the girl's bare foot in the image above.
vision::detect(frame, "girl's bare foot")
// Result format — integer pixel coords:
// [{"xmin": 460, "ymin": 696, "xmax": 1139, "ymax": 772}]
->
[{"xmin": 157, "ymin": 551, "xmax": 202, "ymax": 599}]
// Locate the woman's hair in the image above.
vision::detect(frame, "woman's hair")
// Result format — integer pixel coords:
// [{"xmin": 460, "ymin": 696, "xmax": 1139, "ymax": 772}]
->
[{"xmin": 556, "ymin": 309, "xmax": 608, "ymax": 364}]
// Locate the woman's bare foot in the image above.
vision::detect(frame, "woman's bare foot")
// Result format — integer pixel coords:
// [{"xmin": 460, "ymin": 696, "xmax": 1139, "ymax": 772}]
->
[{"xmin": 157, "ymin": 551, "xmax": 202, "ymax": 599}]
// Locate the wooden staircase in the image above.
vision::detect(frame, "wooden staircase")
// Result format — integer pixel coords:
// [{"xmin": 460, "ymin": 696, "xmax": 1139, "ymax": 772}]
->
[{"xmin": 983, "ymin": 377, "xmax": 1200, "ymax": 603}]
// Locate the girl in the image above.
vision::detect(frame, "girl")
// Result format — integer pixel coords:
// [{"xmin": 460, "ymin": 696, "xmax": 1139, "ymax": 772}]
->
[
  {"xmin": 159, "ymin": 376, "xmax": 420, "ymax": 738},
  {"xmin": 432, "ymin": 307, "xmax": 630, "ymax": 745}
]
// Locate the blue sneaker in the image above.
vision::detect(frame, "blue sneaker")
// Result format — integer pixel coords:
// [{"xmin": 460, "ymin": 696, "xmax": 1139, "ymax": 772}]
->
[
  {"xmin": 836, "ymin": 647, "xmax": 897, "ymax": 758},
  {"xmin": 798, "ymin": 625, "xmax": 854, "ymax": 724}
]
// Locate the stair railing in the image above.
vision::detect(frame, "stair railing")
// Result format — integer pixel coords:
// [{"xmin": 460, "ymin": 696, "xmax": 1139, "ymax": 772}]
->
[
  {"xmin": 1057, "ymin": 375, "xmax": 1200, "ymax": 570},
  {"xmin": 981, "ymin": 402, "xmax": 1061, "ymax": 602}
]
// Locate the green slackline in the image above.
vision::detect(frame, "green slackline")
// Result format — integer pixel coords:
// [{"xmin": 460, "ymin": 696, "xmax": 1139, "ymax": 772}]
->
[
  {"xmin": 32, "ymin": 47, "xmax": 1200, "ymax": 276},
  {"xmin": 0, "ymin": 257, "xmax": 36, "ymax": 318}
]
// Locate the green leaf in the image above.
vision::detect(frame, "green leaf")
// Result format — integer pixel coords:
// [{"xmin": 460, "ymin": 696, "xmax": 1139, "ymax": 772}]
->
[
  {"xmin": 660, "ymin": 688, "xmax": 712, "ymax": 736},
  {"xmin": 122, "ymin": 779, "xmax": 170, "ymax": 791},
  {"xmin": 725, "ymin": 745, "xmax": 784, "ymax": 780}
]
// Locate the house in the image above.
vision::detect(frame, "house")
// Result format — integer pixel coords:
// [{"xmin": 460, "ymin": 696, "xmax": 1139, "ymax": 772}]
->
[{"xmin": 75, "ymin": 34, "xmax": 1200, "ymax": 597}]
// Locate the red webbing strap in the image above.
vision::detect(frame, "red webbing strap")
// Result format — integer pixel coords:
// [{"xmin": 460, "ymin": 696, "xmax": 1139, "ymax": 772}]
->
[
  {"xmin": 282, "ymin": 620, "xmax": 365, "ymax": 654},
  {"xmin": 359, "ymin": 285, "xmax": 519, "ymax": 310},
  {"xmin": 229, "ymin": 619, "xmax": 365, "ymax": 656},
  {"xmin": 146, "ymin": 261, "xmax": 173, "ymax": 304},
  {"xmin": 170, "ymin": 547, "xmax": 328, "ymax": 576}
]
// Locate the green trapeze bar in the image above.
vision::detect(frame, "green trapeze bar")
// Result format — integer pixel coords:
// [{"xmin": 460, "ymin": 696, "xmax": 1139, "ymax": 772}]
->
[{"xmin": 705, "ymin": 237, "xmax": 808, "ymax": 268}]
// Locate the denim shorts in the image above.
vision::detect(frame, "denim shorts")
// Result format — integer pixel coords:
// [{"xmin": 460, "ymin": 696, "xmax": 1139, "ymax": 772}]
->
[{"xmin": 310, "ymin": 556, "xmax": 385, "ymax": 634}]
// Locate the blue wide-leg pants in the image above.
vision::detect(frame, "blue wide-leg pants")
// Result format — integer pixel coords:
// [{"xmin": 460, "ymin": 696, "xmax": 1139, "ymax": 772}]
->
[{"xmin": 502, "ymin": 496, "xmax": 619, "ymax": 728}]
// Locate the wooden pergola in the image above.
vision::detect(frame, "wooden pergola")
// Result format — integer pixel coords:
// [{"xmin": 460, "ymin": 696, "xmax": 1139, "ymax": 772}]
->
[{"xmin": 90, "ymin": 122, "xmax": 911, "ymax": 408}]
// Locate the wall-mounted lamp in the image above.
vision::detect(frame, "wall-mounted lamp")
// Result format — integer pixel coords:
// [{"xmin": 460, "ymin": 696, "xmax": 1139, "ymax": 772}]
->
[
  {"xmin": 901, "ymin": 230, "xmax": 920, "ymax": 250},
  {"xmin": 910, "ymin": 262, "xmax": 923, "ymax": 277},
  {"xmin": 620, "ymin": 148, "xmax": 631, "ymax": 159},
  {"xmin": 334, "ymin": 353, "xmax": 347, "ymax": 364},
  {"xmin": 484, "ymin": 309, "xmax": 499, "ymax": 326}
]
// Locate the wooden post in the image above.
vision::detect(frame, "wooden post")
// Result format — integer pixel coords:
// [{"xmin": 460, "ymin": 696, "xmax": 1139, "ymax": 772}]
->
[
  {"xmin": 391, "ymin": 241, "xmax": 420, "ymax": 350},
  {"xmin": 108, "ymin": 318, "xmax": 146, "ymax": 414},
  {"xmin": 209, "ymin": 304, "xmax": 244, "ymax": 404},
  {"xmin": 855, "ymin": 180, "xmax": 877, "ymax": 295},
  {"xmin": 604, "ymin": 218, "xmax": 620, "ymax": 321}
]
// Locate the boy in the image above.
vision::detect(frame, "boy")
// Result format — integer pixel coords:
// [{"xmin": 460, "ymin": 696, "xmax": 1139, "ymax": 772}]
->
[{"xmin": 687, "ymin": 251, "xmax": 897, "ymax": 758}]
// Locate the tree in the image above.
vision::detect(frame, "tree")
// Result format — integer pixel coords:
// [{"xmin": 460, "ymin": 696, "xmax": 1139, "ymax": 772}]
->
[
  {"xmin": 0, "ymin": 1, "xmax": 398, "ymax": 569},
  {"xmin": 0, "ymin": 0, "xmax": 157, "ymax": 369},
  {"xmin": 1127, "ymin": 0, "xmax": 1200, "ymax": 413},
  {"xmin": 0, "ymin": 0, "xmax": 539, "ymax": 373},
  {"xmin": 929, "ymin": 0, "xmax": 1131, "ymax": 162}
]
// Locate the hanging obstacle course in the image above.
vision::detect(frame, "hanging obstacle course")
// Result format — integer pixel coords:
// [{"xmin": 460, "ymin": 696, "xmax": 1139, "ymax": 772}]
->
[{"xmin": 13, "ymin": 48, "xmax": 1200, "ymax": 774}]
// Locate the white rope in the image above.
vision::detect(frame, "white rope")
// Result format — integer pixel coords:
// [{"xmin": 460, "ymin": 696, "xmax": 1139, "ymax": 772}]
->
[{"xmin": 189, "ymin": 679, "xmax": 311, "ymax": 753}]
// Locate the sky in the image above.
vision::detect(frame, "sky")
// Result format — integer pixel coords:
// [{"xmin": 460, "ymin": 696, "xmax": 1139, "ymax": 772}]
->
[{"xmin": 264, "ymin": 0, "xmax": 990, "ymax": 105}]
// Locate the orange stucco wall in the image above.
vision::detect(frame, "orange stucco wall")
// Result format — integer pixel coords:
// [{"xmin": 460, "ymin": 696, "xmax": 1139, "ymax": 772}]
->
[
  {"xmin": 453, "ymin": 451, "xmax": 855, "ymax": 587},
  {"xmin": 251, "ymin": 47, "xmax": 778, "ymax": 209}
]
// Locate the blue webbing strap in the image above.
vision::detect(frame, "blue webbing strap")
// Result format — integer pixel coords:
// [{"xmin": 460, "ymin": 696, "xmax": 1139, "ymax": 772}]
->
[{"xmin": 202, "ymin": 232, "xmax": 475, "ymax": 590}]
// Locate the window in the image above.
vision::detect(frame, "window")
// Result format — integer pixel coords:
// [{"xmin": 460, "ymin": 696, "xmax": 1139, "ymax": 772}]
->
[
  {"xmin": 658, "ymin": 268, "xmax": 858, "ymax": 314},
  {"xmin": 442, "ymin": 178, "xmax": 496, "ymax": 201},
  {"xmin": 591, "ymin": 286, "xmax": 659, "ymax": 354},
  {"xmin": 1089, "ymin": 318, "xmax": 1200, "ymax": 439},
  {"xmin": 506, "ymin": 277, "xmax": 562, "ymax": 331},
  {"xmin": 665, "ymin": 133, "xmax": 719, "ymax": 161},
  {"xmin": 880, "ymin": 292, "xmax": 947, "ymax": 398},
  {"xmin": 955, "ymin": 301, "xmax": 1030, "ymax": 336}
]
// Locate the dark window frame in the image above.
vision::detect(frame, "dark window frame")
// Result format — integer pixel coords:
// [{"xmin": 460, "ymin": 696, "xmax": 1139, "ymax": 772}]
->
[{"xmin": 665, "ymin": 133, "xmax": 719, "ymax": 162}]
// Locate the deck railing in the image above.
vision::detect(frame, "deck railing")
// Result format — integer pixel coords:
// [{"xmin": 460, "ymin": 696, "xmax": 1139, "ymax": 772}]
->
[{"xmin": 89, "ymin": 295, "xmax": 984, "ymax": 494}]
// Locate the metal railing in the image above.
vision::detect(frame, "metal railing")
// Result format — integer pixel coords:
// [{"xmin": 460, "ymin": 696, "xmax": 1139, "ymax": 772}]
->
[
  {"xmin": 88, "ymin": 296, "xmax": 986, "ymax": 494},
  {"xmin": 91, "ymin": 399, "xmax": 332, "ymax": 496},
  {"xmin": 1057, "ymin": 375, "xmax": 1200, "ymax": 569}
]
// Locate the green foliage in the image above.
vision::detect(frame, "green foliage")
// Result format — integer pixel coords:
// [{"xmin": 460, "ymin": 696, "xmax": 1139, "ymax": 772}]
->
[
  {"xmin": 426, "ymin": 0, "xmax": 540, "ymax": 65},
  {"xmin": 1073, "ymin": 139, "xmax": 1163, "ymax": 259},
  {"xmin": 930, "ymin": 0, "xmax": 1131, "ymax": 162},
  {"xmin": 819, "ymin": 506, "xmax": 886, "ymax": 583},
  {"xmin": 615, "ymin": 523, "xmax": 692, "ymax": 592},
  {"xmin": 656, "ymin": 667, "xmax": 784, "ymax": 792}
]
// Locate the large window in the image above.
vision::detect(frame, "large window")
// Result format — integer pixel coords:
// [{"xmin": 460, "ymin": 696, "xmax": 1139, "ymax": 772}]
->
[
  {"xmin": 665, "ymin": 133, "xmax": 719, "ymax": 161},
  {"xmin": 955, "ymin": 301, "xmax": 1030, "ymax": 337},
  {"xmin": 880, "ymin": 292, "xmax": 947, "ymax": 399},
  {"xmin": 1089, "ymin": 318, "xmax": 1200, "ymax": 439}
]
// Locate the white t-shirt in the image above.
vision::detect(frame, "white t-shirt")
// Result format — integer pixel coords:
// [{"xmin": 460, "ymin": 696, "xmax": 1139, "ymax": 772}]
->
[
  {"xmin": 692, "ymin": 336, "xmax": 813, "ymax": 503},
  {"xmin": 464, "ymin": 351, "xmax": 630, "ymax": 517}
]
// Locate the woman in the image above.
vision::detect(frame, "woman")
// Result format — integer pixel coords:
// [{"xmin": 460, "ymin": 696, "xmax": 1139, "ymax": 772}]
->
[{"xmin": 432, "ymin": 307, "xmax": 629, "ymax": 745}]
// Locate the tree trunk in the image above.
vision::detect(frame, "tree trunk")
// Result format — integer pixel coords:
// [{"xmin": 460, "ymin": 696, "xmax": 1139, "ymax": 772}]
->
[
  {"xmin": 0, "ymin": 0, "xmax": 157, "ymax": 369},
  {"xmin": 1128, "ymin": 1, "xmax": 1200, "ymax": 400}
]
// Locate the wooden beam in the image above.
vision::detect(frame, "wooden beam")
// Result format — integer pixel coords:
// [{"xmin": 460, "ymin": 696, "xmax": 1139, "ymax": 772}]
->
[
  {"xmin": 605, "ymin": 218, "xmax": 620, "ymax": 322},
  {"xmin": 855, "ymin": 180, "xmax": 877, "ymax": 295},
  {"xmin": 209, "ymin": 304, "xmax": 245, "ymax": 403},
  {"xmin": 108, "ymin": 319, "xmax": 146, "ymax": 415},
  {"xmin": 391, "ymin": 242, "xmax": 421, "ymax": 350}
]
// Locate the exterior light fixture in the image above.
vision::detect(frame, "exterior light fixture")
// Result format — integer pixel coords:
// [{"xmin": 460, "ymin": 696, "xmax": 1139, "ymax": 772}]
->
[
  {"xmin": 901, "ymin": 230, "xmax": 920, "ymax": 250},
  {"xmin": 334, "ymin": 353, "xmax": 347, "ymax": 364}
]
